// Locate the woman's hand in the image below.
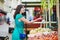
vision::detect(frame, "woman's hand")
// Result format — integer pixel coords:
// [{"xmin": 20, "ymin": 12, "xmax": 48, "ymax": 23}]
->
[
  {"xmin": 30, "ymin": 17, "xmax": 42, "ymax": 24},
  {"xmin": 33, "ymin": 17, "xmax": 42, "ymax": 22},
  {"xmin": 37, "ymin": 17, "xmax": 42, "ymax": 20}
]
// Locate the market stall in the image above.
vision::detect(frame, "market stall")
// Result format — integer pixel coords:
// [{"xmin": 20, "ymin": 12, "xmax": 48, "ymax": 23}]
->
[{"xmin": 22, "ymin": 0, "xmax": 58, "ymax": 40}]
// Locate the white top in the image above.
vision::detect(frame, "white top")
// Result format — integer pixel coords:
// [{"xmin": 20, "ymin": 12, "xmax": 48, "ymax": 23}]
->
[{"xmin": 0, "ymin": 22, "xmax": 9, "ymax": 37}]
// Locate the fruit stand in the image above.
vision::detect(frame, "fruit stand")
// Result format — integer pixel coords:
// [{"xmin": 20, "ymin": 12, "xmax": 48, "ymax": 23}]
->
[{"xmin": 28, "ymin": 28, "xmax": 58, "ymax": 40}]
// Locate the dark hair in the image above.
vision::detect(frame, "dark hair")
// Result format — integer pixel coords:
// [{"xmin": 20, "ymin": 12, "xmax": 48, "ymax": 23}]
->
[
  {"xmin": 14, "ymin": 5, "xmax": 24, "ymax": 19},
  {"xmin": 0, "ymin": 9, "xmax": 7, "ymax": 15}
]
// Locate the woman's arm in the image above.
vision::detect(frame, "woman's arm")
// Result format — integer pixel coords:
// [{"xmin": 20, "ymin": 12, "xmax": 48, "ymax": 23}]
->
[
  {"xmin": 19, "ymin": 17, "xmax": 42, "ymax": 24},
  {"xmin": 19, "ymin": 17, "xmax": 32, "ymax": 24}
]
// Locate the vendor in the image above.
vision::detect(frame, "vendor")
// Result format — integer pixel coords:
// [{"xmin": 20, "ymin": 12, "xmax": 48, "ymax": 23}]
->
[
  {"xmin": 33, "ymin": 12, "xmax": 43, "ymax": 27},
  {"xmin": 12, "ymin": 5, "xmax": 41, "ymax": 40},
  {"xmin": 30, "ymin": 7, "xmax": 44, "ymax": 28}
]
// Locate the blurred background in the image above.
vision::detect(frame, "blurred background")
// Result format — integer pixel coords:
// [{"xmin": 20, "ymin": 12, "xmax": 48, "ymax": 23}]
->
[{"xmin": 0, "ymin": 0, "xmax": 60, "ymax": 40}]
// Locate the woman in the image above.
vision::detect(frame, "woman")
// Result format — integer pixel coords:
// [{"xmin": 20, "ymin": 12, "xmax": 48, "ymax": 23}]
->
[{"xmin": 12, "ymin": 5, "xmax": 41, "ymax": 40}]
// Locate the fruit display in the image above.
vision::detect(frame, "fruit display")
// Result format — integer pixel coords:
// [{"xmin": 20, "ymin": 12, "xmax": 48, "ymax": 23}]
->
[
  {"xmin": 28, "ymin": 28, "xmax": 58, "ymax": 40},
  {"xmin": 29, "ymin": 28, "xmax": 52, "ymax": 34}
]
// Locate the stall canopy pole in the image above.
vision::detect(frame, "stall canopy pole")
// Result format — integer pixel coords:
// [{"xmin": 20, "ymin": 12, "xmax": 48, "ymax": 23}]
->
[
  {"xmin": 56, "ymin": 0, "xmax": 60, "ymax": 39},
  {"xmin": 45, "ymin": 0, "xmax": 47, "ymax": 28},
  {"xmin": 48, "ymin": 0, "xmax": 51, "ymax": 27}
]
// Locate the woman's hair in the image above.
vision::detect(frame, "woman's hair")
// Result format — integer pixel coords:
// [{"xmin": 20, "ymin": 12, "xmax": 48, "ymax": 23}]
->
[{"xmin": 14, "ymin": 5, "xmax": 24, "ymax": 19}]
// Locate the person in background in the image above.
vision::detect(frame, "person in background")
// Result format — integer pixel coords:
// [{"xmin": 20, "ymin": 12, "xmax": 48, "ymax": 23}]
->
[
  {"xmin": 12, "ymin": 5, "xmax": 41, "ymax": 40},
  {"xmin": 0, "ymin": 9, "xmax": 9, "ymax": 40},
  {"xmin": 30, "ymin": 11, "xmax": 43, "ymax": 28},
  {"xmin": 0, "ymin": 9, "xmax": 7, "ymax": 25}
]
